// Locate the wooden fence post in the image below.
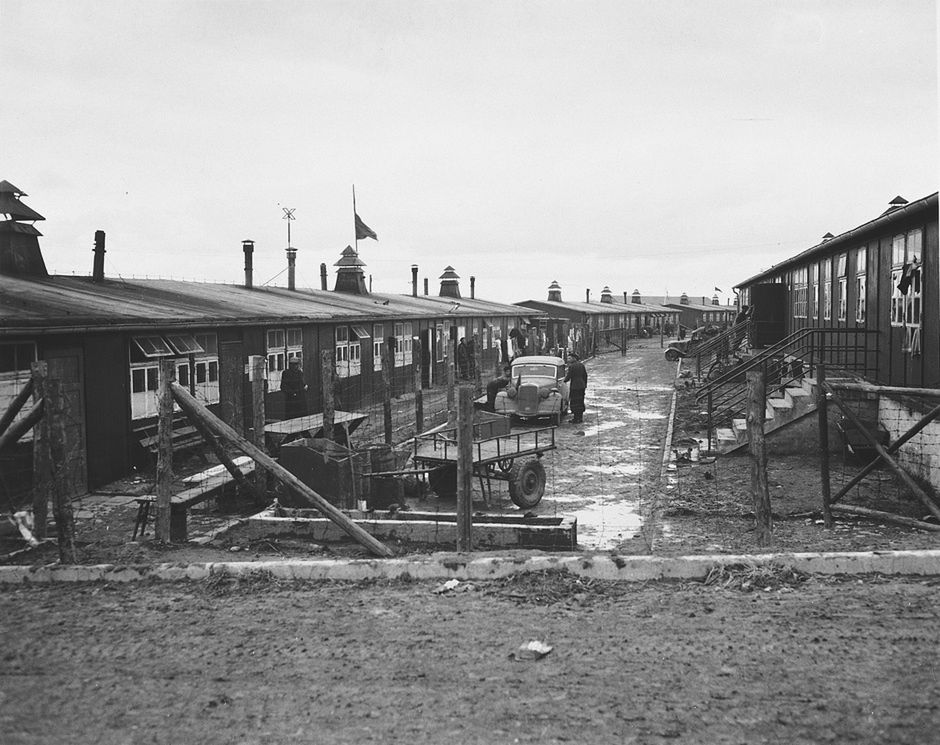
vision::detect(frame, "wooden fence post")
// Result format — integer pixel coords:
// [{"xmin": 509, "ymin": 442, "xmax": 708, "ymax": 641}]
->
[
  {"xmin": 412, "ymin": 339, "xmax": 424, "ymax": 435},
  {"xmin": 816, "ymin": 364, "xmax": 833, "ymax": 527},
  {"xmin": 249, "ymin": 355, "xmax": 267, "ymax": 450},
  {"xmin": 155, "ymin": 358, "xmax": 175, "ymax": 543},
  {"xmin": 30, "ymin": 361, "xmax": 49, "ymax": 540},
  {"xmin": 746, "ymin": 370, "xmax": 773, "ymax": 546},
  {"xmin": 446, "ymin": 339, "xmax": 456, "ymax": 418},
  {"xmin": 219, "ymin": 343, "xmax": 244, "ymax": 434},
  {"xmin": 456, "ymin": 385, "xmax": 474, "ymax": 552},
  {"xmin": 380, "ymin": 344, "xmax": 393, "ymax": 444},
  {"xmin": 45, "ymin": 377, "xmax": 77, "ymax": 563}
]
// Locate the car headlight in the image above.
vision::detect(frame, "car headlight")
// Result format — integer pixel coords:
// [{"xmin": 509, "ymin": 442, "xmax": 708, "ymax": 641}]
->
[{"xmin": 540, "ymin": 388, "xmax": 550, "ymax": 399}]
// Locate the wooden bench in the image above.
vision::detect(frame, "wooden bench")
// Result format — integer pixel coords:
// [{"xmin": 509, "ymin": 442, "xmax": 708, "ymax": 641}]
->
[{"xmin": 132, "ymin": 460, "xmax": 256, "ymax": 542}]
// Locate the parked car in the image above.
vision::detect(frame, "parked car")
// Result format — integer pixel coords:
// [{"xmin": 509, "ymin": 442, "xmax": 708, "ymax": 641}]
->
[
  {"xmin": 488, "ymin": 355, "xmax": 569, "ymax": 425},
  {"xmin": 664, "ymin": 327, "xmax": 707, "ymax": 362}
]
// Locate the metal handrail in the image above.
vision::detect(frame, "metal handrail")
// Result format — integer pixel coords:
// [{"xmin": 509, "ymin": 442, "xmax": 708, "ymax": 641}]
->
[{"xmin": 695, "ymin": 327, "xmax": 879, "ymax": 433}]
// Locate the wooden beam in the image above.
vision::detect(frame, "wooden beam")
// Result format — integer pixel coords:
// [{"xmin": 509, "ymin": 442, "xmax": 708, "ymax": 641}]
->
[
  {"xmin": 169, "ymin": 381, "xmax": 394, "ymax": 557},
  {"xmin": 831, "ymin": 504, "xmax": 940, "ymax": 532},
  {"xmin": 831, "ymin": 401, "xmax": 940, "ymax": 505},
  {"xmin": 828, "ymin": 382, "xmax": 940, "ymax": 399},
  {"xmin": 824, "ymin": 382, "xmax": 940, "ymax": 523},
  {"xmin": 0, "ymin": 378, "xmax": 34, "ymax": 439},
  {"xmin": 746, "ymin": 370, "xmax": 773, "ymax": 546},
  {"xmin": 456, "ymin": 385, "xmax": 474, "ymax": 552},
  {"xmin": 0, "ymin": 399, "xmax": 42, "ymax": 454},
  {"xmin": 155, "ymin": 359, "xmax": 175, "ymax": 543}
]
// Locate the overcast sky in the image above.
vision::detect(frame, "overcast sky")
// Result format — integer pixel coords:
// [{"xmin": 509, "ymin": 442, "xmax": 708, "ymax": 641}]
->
[{"xmin": 3, "ymin": 1, "xmax": 937, "ymax": 305}]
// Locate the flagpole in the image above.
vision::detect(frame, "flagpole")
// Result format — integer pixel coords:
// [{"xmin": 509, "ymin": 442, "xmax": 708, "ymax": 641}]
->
[{"xmin": 352, "ymin": 184, "xmax": 358, "ymax": 255}]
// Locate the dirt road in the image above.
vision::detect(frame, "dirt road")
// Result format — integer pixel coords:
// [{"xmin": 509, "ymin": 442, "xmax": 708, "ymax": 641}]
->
[{"xmin": 2, "ymin": 570, "xmax": 938, "ymax": 745}]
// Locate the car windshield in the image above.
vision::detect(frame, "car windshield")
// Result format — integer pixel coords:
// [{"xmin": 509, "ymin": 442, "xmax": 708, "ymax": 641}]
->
[{"xmin": 512, "ymin": 364, "xmax": 559, "ymax": 379}]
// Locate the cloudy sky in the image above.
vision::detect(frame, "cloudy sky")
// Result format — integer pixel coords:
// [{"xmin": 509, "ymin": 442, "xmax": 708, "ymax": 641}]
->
[{"xmin": 2, "ymin": 0, "xmax": 937, "ymax": 305}]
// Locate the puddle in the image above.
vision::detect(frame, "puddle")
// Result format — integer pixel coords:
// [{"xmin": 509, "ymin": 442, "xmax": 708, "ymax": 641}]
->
[
  {"xmin": 580, "ymin": 463, "xmax": 644, "ymax": 477},
  {"xmin": 574, "ymin": 498, "xmax": 644, "ymax": 550},
  {"xmin": 620, "ymin": 409, "xmax": 667, "ymax": 420}
]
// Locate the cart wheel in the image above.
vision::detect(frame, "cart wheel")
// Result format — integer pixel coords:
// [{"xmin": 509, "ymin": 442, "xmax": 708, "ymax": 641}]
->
[
  {"xmin": 497, "ymin": 458, "xmax": 515, "ymax": 473},
  {"xmin": 664, "ymin": 348, "xmax": 681, "ymax": 362},
  {"xmin": 508, "ymin": 459, "xmax": 546, "ymax": 509}
]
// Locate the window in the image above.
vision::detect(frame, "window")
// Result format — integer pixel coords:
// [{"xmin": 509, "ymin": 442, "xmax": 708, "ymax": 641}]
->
[
  {"xmin": 394, "ymin": 321, "xmax": 413, "ymax": 366},
  {"xmin": 855, "ymin": 248, "xmax": 867, "ymax": 324},
  {"xmin": 822, "ymin": 259, "xmax": 832, "ymax": 321},
  {"xmin": 0, "ymin": 342, "xmax": 38, "ymax": 441},
  {"xmin": 810, "ymin": 264, "xmax": 819, "ymax": 320},
  {"xmin": 793, "ymin": 267, "xmax": 808, "ymax": 318},
  {"xmin": 891, "ymin": 229, "xmax": 923, "ymax": 329},
  {"xmin": 836, "ymin": 254, "xmax": 848, "ymax": 321},
  {"xmin": 335, "ymin": 325, "xmax": 350, "ymax": 377},
  {"xmin": 373, "ymin": 324, "xmax": 385, "ymax": 371},
  {"xmin": 129, "ymin": 331, "xmax": 219, "ymax": 419},
  {"xmin": 266, "ymin": 327, "xmax": 302, "ymax": 391}
]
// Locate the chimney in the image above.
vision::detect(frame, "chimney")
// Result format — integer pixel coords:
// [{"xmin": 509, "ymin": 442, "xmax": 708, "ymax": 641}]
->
[
  {"xmin": 411, "ymin": 264, "xmax": 418, "ymax": 297},
  {"xmin": 631, "ymin": 289, "xmax": 641, "ymax": 304},
  {"xmin": 320, "ymin": 262, "xmax": 328, "ymax": 290},
  {"xmin": 680, "ymin": 292, "xmax": 689, "ymax": 305},
  {"xmin": 92, "ymin": 230, "xmax": 106, "ymax": 282},
  {"xmin": 470, "ymin": 275, "xmax": 475, "ymax": 299},
  {"xmin": 423, "ymin": 277, "xmax": 429, "ymax": 295},
  {"xmin": 439, "ymin": 266, "xmax": 461, "ymax": 298},
  {"xmin": 286, "ymin": 247, "xmax": 297, "ymax": 291},
  {"xmin": 241, "ymin": 239, "xmax": 254, "ymax": 288},
  {"xmin": 547, "ymin": 280, "xmax": 562, "ymax": 302},
  {"xmin": 585, "ymin": 289, "xmax": 591, "ymax": 303},
  {"xmin": 600, "ymin": 286, "xmax": 613, "ymax": 304},
  {"xmin": 334, "ymin": 245, "xmax": 368, "ymax": 294}
]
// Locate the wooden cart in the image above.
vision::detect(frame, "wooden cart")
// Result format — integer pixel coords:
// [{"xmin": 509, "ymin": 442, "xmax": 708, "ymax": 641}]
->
[{"xmin": 411, "ymin": 425, "xmax": 556, "ymax": 508}]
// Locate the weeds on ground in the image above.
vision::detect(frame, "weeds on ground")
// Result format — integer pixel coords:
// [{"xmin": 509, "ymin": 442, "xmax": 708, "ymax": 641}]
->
[{"xmin": 702, "ymin": 562, "xmax": 809, "ymax": 592}]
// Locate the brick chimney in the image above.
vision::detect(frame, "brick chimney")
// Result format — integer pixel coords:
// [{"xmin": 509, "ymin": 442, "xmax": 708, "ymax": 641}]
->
[
  {"xmin": 93, "ymin": 230, "xmax": 106, "ymax": 282},
  {"xmin": 600, "ymin": 286, "xmax": 613, "ymax": 304},
  {"xmin": 439, "ymin": 266, "xmax": 461, "ymax": 298},
  {"xmin": 334, "ymin": 245, "xmax": 368, "ymax": 294},
  {"xmin": 320, "ymin": 262, "xmax": 328, "ymax": 290},
  {"xmin": 411, "ymin": 265, "xmax": 418, "ymax": 297},
  {"xmin": 286, "ymin": 247, "xmax": 297, "ymax": 291},
  {"xmin": 547, "ymin": 281, "xmax": 562, "ymax": 302},
  {"xmin": 423, "ymin": 277, "xmax": 429, "ymax": 295},
  {"xmin": 585, "ymin": 289, "xmax": 591, "ymax": 303},
  {"xmin": 470, "ymin": 275, "xmax": 475, "ymax": 299},
  {"xmin": 242, "ymin": 239, "xmax": 254, "ymax": 289}
]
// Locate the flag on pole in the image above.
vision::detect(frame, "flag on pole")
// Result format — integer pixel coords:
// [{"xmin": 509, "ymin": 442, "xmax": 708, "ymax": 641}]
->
[
  {"xmin": 714, "ymin": 287, "xmax": 723, "ymax": 293},
  {"xmin": 355, "ymin": 213, "xmax": 377, "ymax": 241}
]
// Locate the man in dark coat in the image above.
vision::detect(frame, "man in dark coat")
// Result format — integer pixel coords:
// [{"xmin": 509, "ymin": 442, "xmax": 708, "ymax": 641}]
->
[
  {"xmin": 485, "ymin": 365, "xmax": 512, "ymax": 412},
  {"xmin": 564, "ymin": 352, "xmax": 588, "ymax": 424},
  {"xmin": 280, "ymin": 358, "xmax": 308, "ymax": 420},
  {"xmin": 457, "ymin": 337, "xmax": 470, "ymax": 379}
]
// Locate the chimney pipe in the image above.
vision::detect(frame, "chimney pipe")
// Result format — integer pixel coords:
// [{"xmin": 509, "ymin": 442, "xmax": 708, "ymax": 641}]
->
[
  {"xmin": 623, "ymin": 291, "xmax": 628, "ymax": 304},
  {"xmin": 320, "ymin": 262, "xmax": 328, "ymax": 290},
  {"xmin": 242, "ymin": 239, "xmax": 254, "ymax": 289},
  {"xmin": 411, "ymin": 265, "xmax": 418, "ymax": 297},
  {"xmin": 92, "ymin": 230, "xmax": 106, "ymax": 282},
  {"xmin": 286, "ymin": 247, "xmax": 297, "ymax": 291},
  {"xmin": 423, "ymin": 277, "xmax": 429, "ymax": 295},
  {"xmin": 586, "ymin": 289, "xmax": 590, "ymax": 303},
  {"xmin": 470, "ymin": 276, "xmax": 476, "ymax": 299}
]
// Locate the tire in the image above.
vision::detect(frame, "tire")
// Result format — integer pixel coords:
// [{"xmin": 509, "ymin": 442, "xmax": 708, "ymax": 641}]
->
[
  {"xmin": 664, "ymin": 348, "xmax": 681, "ymax": 362},
  {"xmin": 508, "ymin": 458, "xmax": 546, "ymax": 509}
]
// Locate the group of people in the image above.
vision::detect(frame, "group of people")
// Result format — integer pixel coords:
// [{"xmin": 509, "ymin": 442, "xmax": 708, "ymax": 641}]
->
[{"xmin": 484, "ymin": 352, "xmax": 588, "ymax": 424}]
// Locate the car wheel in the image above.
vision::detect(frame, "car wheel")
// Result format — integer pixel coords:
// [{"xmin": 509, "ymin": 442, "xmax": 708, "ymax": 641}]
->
[
  {"xmin": 664, "ymin": 348, "xmax": 680, "ymax": 362},
  {"xmin": 508, "ymin": 458, "xmax": 546, "ymax": 509}
]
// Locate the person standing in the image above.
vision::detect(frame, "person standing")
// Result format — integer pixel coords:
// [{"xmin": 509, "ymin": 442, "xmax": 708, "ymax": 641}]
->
[
  {"xmin": 564, "ymin": 352, "xmax": 588, "ymax": 424},
  {"xmin": 456, "ymin": 337, "xmax": 470, "ymax": 379},
  {"xmin": 280, "ymin": 357, "xmax": 308, "ymax": 420},
  {"xmin": 484, "ymin": 365, "xmax": 512, "ymax": 412}
]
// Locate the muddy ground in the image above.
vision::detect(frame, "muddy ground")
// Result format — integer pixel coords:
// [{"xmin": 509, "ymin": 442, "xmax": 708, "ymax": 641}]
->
[{"xmin": 2, "ymin": 345, "xmax": 939, "ymax": 743}]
